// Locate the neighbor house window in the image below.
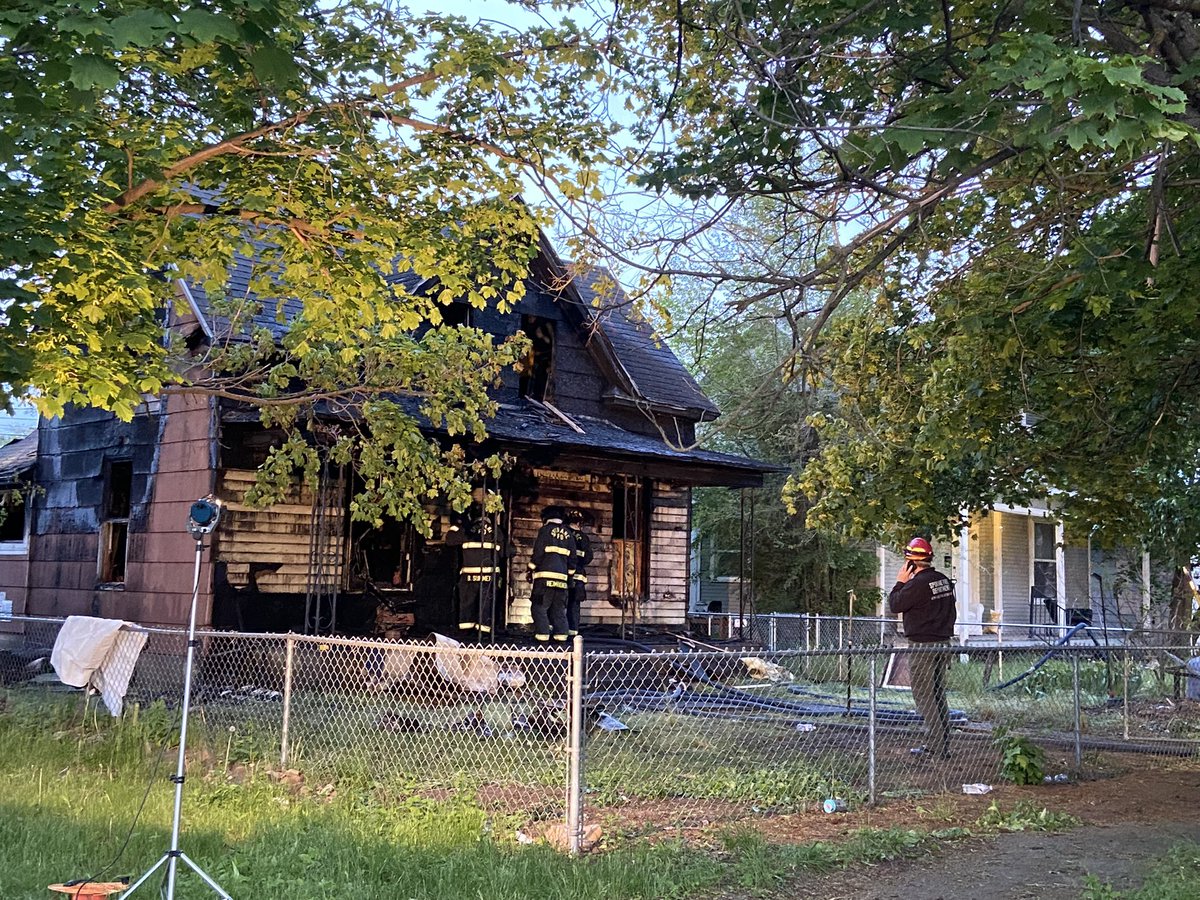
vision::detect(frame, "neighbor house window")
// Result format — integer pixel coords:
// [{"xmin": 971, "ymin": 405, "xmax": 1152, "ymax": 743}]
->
[
  {"xmin": 708, "ymin": 535, "xmax": 741, "ymax": 582},
  {"xmin": 0, "ymin": 489, "xmax": 29, "ymax": 553},
  {"xmin": 1032, "ymin": 520, "xmax": 1058, "ymax": 622},
  {"xmin": 99, "ymin": 460, "xmax": 132, "ymax": 584}
]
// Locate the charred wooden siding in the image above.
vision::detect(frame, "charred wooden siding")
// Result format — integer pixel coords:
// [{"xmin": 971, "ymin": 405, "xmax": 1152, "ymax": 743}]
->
[
  {"xmin": 28, "ymin": 394, "xmax": 216, "ymax": 626},
  {"xmin": 506, "ymin": 469, "xmax": 690, "ymax": 629},
  {"xmin": 214, "ymin": 468, "xmax": 345, "ymax": 594}
]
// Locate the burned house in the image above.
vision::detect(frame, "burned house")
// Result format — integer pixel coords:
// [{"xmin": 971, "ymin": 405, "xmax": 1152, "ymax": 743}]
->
[{"xmin": 12, "ymin": 228, "xmax": 770, "ymax": 639}]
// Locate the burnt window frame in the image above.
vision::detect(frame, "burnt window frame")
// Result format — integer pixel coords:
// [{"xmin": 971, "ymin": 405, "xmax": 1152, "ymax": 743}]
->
[
  {"xmin": 517, "ymin": 314, "xmax": 555, "ymax": 401},
  {"xmin": 611, "ymin": 477, "xmax": 652, "ymax": 600},
  {"xmin": 98, "ymin": 458, "xmax": 133, "ymax": 585}
]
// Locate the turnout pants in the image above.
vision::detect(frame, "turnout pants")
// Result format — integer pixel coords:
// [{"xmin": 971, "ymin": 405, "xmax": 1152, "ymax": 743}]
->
[
  {"xmin": 530, "ymin": 581, "xmax": 569, "ymax": 641},
  {"xmin": 458, "ymin": 577, "xmax": 497, "ymax": 634},
  {"xmin": 909, "ymin": 641, "xmax": 952, "ymax": 756}
]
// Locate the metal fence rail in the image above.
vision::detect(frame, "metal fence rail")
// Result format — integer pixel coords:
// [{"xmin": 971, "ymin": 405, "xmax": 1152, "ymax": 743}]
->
[{"xmin": 2, "ymin": 615, "xmax": 1198, "ymax": 852}]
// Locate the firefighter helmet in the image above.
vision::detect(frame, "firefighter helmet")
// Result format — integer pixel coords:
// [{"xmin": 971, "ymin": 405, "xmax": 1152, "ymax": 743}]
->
[
  {"xmin": 903, "ymin": 537, "xmax": 933, "ymax": 562},
  {"xmin": 541, "ymin": 504, "xmax": 567, "ymax": 522}
]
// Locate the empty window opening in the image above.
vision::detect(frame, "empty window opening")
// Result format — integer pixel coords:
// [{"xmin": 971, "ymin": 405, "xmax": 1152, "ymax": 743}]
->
[
  {"xmin": 100, "ymin": 460, "xmax": 133, "ymax": 584},
  {"xmin": 439, "ymin": 301, "xmax": 471, "ymax": 328},
  {"xmin": 517, "ymin": 315, "xmax": 555, "ymax": 401}
]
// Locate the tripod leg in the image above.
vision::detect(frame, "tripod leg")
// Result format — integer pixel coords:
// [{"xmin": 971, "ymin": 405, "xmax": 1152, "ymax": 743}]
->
[
  {"xmin": 179, "ymin": 852, "xmax": 232, "ymax": 899},
  {"xmin": 118, "ymin": 853, "xmax": 169, "ymax": 897}
]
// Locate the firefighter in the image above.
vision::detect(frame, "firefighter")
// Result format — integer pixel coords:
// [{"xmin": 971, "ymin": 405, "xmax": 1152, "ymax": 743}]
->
[
  {"xmin": 566, "ymin": 507, "xmax": 595, "ymax": 637},
  {"xmin": 449, "ymin": 504, "xmax": 504, "ymax": 635},
  {"xmin": 527, "ymin": 504, "xmax": 575, "ymax": 642}
]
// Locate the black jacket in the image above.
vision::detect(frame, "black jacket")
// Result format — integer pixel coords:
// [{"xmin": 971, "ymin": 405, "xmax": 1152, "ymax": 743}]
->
[
  {"xmin": 889, "ymin": 566, "xmax": 956, "ymax": 642},
  {"xmin": 529, "ymin": 518, "xmax": 576, "ymax": 589}
]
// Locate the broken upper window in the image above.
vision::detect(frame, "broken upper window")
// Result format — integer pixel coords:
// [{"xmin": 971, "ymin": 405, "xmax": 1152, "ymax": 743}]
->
[
  {"xmin": 99, "ymin": 459, "xmax": 133, "ymax": 584},
  {"xmin": 439, "ymin": 301, "xmax": 470, "ymax": 328},
  {"xmin": 517, "ymin": 314, "xmax": 554, "ymax": 401}
]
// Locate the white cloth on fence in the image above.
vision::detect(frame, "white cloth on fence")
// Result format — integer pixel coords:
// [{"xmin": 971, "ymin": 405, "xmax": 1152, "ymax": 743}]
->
[
  {"xmin": 50, "ymin": 615, "xmax": 148, "ymax": 716},
  {"xmin": 432, "ymin": 632, "xmax": 501, "ymax": 692}
]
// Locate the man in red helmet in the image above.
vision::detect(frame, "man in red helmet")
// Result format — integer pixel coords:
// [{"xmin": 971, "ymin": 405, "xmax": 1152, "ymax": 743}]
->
[{"xmin": 890, "ymin": 536, "xmax": 957, "ymax": 759}]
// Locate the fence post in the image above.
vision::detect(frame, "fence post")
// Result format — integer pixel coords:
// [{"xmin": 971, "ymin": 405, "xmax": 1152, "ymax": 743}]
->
[
  {"xmin": 868, "ymin": 651, "xmax": 877, "ymax": 806},
  {"xmin": 1123, "ymin": 647, "xmax": 1131, "ymax": 740},
  {"xmin": 769, "ymin": 614, "xmax": 778, "ymax": 652},
  {"xmin": 280, "ymin": 635, "xmax": 296, "ymax": 768},
  {"xmin": 566, "ymin": 635, "xmax": 585, "ymax": 856},
  {"xmin": 1071, "ymin": 652, "xmax": 1082, "ymax": 770},
  {"xmin": 815, "ymin": 616, "xmax": 822, "ymax": 651}
]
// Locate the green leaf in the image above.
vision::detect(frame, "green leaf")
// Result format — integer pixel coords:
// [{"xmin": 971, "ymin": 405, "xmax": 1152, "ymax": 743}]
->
[
  {"xmin": 68, "ymin": 56, "xmax": 120, "ymax": 90},
  {"xmin": 108, "ymin": 9, "xmax": 173, "ymax": 47}
]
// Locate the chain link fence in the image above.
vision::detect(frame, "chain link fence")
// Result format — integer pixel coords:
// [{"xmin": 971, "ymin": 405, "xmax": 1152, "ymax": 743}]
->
[{"xmin": 2, "ymin": 615, "xmax": 1198, "ymax": 851}]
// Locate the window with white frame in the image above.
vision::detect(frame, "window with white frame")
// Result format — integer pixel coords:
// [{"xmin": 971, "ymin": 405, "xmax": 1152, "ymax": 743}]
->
[
  {"xmin": 0, "ymin": 488, "xmax": 30, "ymax": 553},
  {"xmin": 1032, "ymin": 520, "xmax": 1058, "ymax": 618}
]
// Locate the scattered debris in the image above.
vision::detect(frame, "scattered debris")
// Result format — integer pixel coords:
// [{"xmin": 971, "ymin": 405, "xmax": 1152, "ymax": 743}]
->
[
  {"xmin": 512, "ymin": 708, "xmax": 565, "ymax": 739},
  {"xmin": 594, "ymin": 712, "xmax": 628, "ymax": 732},
  {"xmin": 375, "ymin": 712, "xmax": 423, "ymax": 733},
  {"xmin": 963, "ymin": 783, "xmax": 993, "ymax": 795},
  {"xmin": 795, "ymin": 722, "xmax": 817, "ymax": 733},
  {"xmin": 1043, "ymin": 773, "xmax": 1070, "ymax": 784},
  {"xmin": 822, "ymin": 797, "xmax": 847, "ymax": 813},
  {"xmin": 365, "ymin": 647, "xmax": 416, "ymax": 691},
  {"xmin": 433, "ymin": 633, "xmax": 506, "ymax": 692},
  {"xmin": 216, "ymin": 685, "xmax": 283, "ymax": 703},
  {"xmin": 742, "ymin": 657, "xmax": 795, "ymax": 683},
  {"xmin": 497, "ymin": 667, "xmax": 526, "ymax": 690},
  {"xmin": 516, "ymin": 821, "xmax": 603, "ymax": 852},
  {"xmin": 449, "ymin": 710, "xmax": 494, "ymax": 738}
]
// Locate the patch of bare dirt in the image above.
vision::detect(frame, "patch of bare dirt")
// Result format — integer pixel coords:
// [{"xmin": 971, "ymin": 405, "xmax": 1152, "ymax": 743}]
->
[{"xmin": 703, "ymin": 766, "xmax": 1200, "ymax": 899}]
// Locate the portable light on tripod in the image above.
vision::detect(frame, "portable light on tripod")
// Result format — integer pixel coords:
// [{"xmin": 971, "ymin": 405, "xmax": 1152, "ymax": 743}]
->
[{"xmin": 121, "ymin": 497, "xmax": 232, "ymax": 900}]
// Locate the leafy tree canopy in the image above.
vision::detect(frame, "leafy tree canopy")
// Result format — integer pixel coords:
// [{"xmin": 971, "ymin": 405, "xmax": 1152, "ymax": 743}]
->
[
  {"xmin": 607, "ymin": 0, "xmax": 1200, "ymax": 556},
  {"xmin": 1, "ymin": 0, "xmax": 615, "ymax": 528}
]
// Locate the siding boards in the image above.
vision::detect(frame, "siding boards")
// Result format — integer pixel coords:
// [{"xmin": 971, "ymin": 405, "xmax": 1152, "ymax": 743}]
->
[
  {"xmin": 505, "ymin": 470, "xmax": 691, "ymax": 628},
  {"xmin": 28, "ymin": 394, "xmax": 216, "ymax": 626},
  {"xmin": 214, "ymin": 468, "xmax": 344, "ymax": 594}
]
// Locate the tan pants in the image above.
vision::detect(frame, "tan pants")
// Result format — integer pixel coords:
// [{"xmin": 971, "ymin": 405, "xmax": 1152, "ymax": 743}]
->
[{"xmin": 909, "ymin": 642, "xmax": 951, "ymax": 755}]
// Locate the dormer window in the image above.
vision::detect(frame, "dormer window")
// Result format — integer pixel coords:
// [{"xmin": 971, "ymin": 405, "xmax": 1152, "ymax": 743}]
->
[{"xmin": 517, "ymin": 315, "xmax": 555, "ymax": 401}]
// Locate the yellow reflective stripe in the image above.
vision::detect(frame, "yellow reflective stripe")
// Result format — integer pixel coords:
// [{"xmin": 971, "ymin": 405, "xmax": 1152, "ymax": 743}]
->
[
  {"xmin": 534, "ymin": 633, "xmax": 551, "ymax": 641},
  {"xmin": 532, "ymin": 571, "xmax": 568, "ymax": 581},
  {"xmin": 572, "ymin": 574, "xmax": 587, "ymax": 583},
  {"xmin": 462, "ymin": 542, "xmax": 499, "ymax": 550},
  {"xmin": 553, "ymin": 634, "xmax": 569, "ymax": 642},
  {"xmin": 458, "ymin": 622, "xmax": 476, "ymax": 630},
  {"xmin": 544, "ymin": 546, "xmax": 571, "ymax": 555},
  {"xmin": 460, "ymin": 566, "xmax": 499, "ymax": 574},
  {"xmin": 478, "ymin": 624, "xmax": 492, "ymax": 633}
]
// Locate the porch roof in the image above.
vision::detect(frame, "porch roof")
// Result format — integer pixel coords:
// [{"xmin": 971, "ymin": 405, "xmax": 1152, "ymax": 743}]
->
[
  {"xmin": 222, "ymin": 397, "xmax": 778, "ymax": 487},
  {"xmin": 0, "ymin": 431, "xmax": 37, "ymax": 485}
]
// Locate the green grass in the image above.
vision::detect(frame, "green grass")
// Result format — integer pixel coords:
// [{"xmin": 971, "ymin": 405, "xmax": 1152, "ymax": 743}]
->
[
  {"xmin": 1082, "ymin": 842, "xmax": 1200, "ymax": 899},
  {"xmin": 0, "ymin": 688, "xmax": 963, "ymax": 900}
]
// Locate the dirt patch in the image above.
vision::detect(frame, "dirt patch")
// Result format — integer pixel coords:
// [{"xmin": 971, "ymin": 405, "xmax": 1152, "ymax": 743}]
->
[
  {"xmin": 705, "ymin": 766, "xmax": 1200, "ymax": 899},
  {"xmin": 789, "ymin": 823, "xmax": 1200, "ymax": 899}
]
